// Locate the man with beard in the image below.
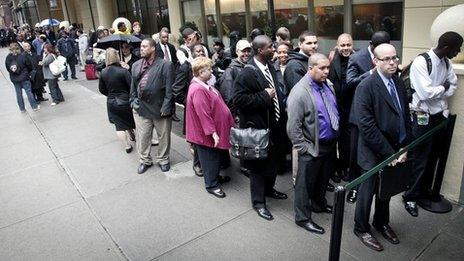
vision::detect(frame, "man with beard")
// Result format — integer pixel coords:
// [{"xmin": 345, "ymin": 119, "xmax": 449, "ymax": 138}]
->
[{"xmin": 130, "ymin": 38, "xmax": 175, "ymax": 174}]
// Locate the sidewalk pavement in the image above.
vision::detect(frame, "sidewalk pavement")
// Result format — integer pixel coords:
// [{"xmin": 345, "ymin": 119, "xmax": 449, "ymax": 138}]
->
[{"xmin": 0, "ymin": 48, "xmax": 463, "ymax": 261}]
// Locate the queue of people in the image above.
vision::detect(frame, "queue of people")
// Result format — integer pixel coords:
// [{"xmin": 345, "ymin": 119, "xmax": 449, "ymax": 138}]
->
[{"xmin": 4, "ymin": 20, "xmax": 463, "ymax": 254}]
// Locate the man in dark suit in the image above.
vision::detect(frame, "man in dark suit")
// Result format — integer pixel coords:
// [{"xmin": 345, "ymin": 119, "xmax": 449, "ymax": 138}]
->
[
  {"xmin": 44, "ymin": 26, "xmax": 56, "ymax": 45},
  {"xmin": 156, "ymin": 28, "xmax": 179, "ymax": 122},
  {"xmin": 353, "ymin": 43, "xmax": 411, "ymax": 252},
  {"xmin": 130, "ymin": 38, "xmax": 175, "ymax": 174},
  {"xmin": 328, "ymin": 33, "xmax": 354, "ymax": 184},
  {"xmin": 345, "ymin": 31, "xmax": 390, "ymax": 203},
  {"xmin": 233, "ymin": 35, "xmax": 288, "ymax": 221}
]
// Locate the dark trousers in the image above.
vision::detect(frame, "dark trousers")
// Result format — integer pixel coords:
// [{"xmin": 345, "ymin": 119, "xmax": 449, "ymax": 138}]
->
[
  {"xmin": 47, "ymin": 78, "xmax": 65, "ymax": 103},
  {"xmin": 32, "ymin": 87, "xmax": 45, "ymax": 101},
  {"xmin": 250, "ymin": 173, "xmax": 276, "ymax": 209},
  {"xmin": 294, "ymin": 143, "xmax": 335, "ymax": 222},
  {"xmin": 403, "ymin": 113, "xmax": 447, "ymax": 201},
  {"xmin": 337, "ymin": 121, "xmax": 351, "ymax": 172},
  {"xmin": 354, "ymin": 171, "xmax": 390, "ymax": 233},
  {"xmin": 195, "ymin": 144, "xmax": 221, "ymax": 190},
  {"xmin": 348, "ymin": 124, "xmax": 361, "ymax": 189},
  {"xmin": 62, "ymin": 60, "xmax": 76, "ymax": 79}
]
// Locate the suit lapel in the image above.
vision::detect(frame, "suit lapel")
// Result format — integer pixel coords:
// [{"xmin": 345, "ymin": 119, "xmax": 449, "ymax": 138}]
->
[
  {"xmin": 374, "ymin": 71, "xmax": 399, "ymax": 115},
  {"xmin": 250, "ymin": 59, "xmax": 269, "ymax": 90},
  {"xmin": 332, "ymin": 53, "xmax": 342, "ymax": 80}
]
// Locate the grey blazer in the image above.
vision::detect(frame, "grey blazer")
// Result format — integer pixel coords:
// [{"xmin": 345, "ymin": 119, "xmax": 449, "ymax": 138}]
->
[
  {"xmin": 130, "ymin": 57, "xmax": 175, "ymax": 119},
  {"xmin": 287, "ymin": 75, "xmax": 336, "ymax": 158}
]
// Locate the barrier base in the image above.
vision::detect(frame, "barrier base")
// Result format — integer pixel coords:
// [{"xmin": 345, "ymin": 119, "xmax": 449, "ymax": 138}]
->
[{"xmin": 417, "ymin": 195, "xmax": 452, "ymax": 213}]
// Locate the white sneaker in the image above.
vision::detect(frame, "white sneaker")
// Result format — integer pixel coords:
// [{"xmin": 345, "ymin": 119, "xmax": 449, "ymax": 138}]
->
[
  {"xmin": 33, "ymin": 105, "xmax": 40, "ymax": 111},
  {"xmin": 51, "ymin": 102, "xmax": 57, "ymax": 106}
]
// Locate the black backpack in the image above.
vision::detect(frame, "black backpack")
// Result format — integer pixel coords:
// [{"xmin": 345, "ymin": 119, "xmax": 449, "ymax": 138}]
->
[{"xmin": 401, "ymin": 52, "xmax": 449, "ymax": 103}]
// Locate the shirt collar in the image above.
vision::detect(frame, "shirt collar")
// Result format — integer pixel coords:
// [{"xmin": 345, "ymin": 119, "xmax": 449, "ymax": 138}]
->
[
  {"xmin": 377, "ymin": 69, "xmax": 393, "ymax": 87},
  {"xmin": 429, "ymin": 48, "xmax": 446, "ymax": 64},
  {"xmin": 253, "ymin": 57, "xmax": 269, "ymax": 72},
  {"xmin": 143, "ymin": 56, "xmax": 155, "ymax": 67},
  {"xmin": 193, "ymin": 77, "xmax": 211, "ymax": 90}
]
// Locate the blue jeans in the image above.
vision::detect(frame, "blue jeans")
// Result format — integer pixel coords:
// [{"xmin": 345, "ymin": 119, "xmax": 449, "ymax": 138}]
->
[
  {"xmin": 13, "ymin": 80, "xmax": 38, "ymax": 111},
  {"xmin": 47, "ymin": 78, "xmax": 65, "ymax": 103}
]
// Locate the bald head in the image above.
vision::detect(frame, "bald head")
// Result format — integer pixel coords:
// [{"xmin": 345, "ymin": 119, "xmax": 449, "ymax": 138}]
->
[
  {"xmin": 252, "ymin": 35, "xmax": 275, "ymax": 62},
  {"xmin": 308, "ymin": 53, "xmax": 328, "ymax": 68},
  {"xmin": 337, "ymin": 33, "xmax": 353, "ymax": 57},
  {"xmin": 308, "ymin": 53, "xmax": 330, "ymax": 83},
  {"xmin": 373, "ymin": 43, "xmax": 398, "ymax": 77},
  {"xmin": 252, "ymin": 35, "xmax": 271, "ymax": 52}
]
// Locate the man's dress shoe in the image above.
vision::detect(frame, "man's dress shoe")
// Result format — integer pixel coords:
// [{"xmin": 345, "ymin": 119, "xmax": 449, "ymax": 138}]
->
[
  {"xmin": 159, "ymin": 163, "xmax": 170, "ymax": 172},
  {"xmin": 254, "ymin": 207, "xmax": 273, "ymax": 221},
  {"xmin": 208, "ymin": 188, "xmax": 226, "ymax": 198},
  {"xmin": 193, "ymin": 165, "xmax": 203, "ymax": 177},
  {"xmin": 375, "ymin": 225, "xmax": 399, "ymax": 244},
  {"xmin": 355, "ymin": 231, "xmax": 384, "ymax": 251},
  {"xmin": 313, "ymin": 205, "xmax": 333, "ymax": 214},
  {"xmin": 218, "ymin": 176, "xmax": 231, "ymax": 184},
  {"xmin": 347, "ymin": 189, "xmax": 358, "ymax": 204},
  {"xmin": 295, "ymin": 220, "xmax": 325, "ymax": 234},
  {"xmin": 404, "ymin": 201, "xmax": 418, "ymax": 217},
  {"xmin": 266, "ymin": 189, "xmax": 288, "ymax": 200},
  {"xmin": 240, "ymin": 167, "xmax": 250, "ymax": 177},
  {"xmin": 137, "ymin": 163, "xmax": 152, "ymax": 174},
  {"xmin": 327, "ymin": 183, "xmax": 335, "ymax": 192}
]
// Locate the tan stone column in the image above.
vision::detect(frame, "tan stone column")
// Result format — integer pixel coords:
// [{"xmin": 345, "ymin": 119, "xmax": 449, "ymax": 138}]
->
[{"xmin": 95, "ymin": 0, "xmax": 116, "ymax": 28}]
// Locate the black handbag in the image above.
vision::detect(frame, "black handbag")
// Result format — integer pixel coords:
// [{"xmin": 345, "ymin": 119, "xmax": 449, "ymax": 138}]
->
[
  {"xmin": 230, "ymin": 127, "xmax": 270, "ymax": 160},
  {"xmin": 378, "ymin": 161, "xmax": 412, "ymax": 200}
]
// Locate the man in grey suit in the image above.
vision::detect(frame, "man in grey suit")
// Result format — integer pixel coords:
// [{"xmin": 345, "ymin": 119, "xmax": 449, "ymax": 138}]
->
[
  {"xmin": 287, "ymin": 53, "xmax": 339, "ymax": 235},
  {"xmin": 130, "ymin": 38, "xmax": 175, "ymax": 174},
  {"xmin": 345, "ymin": 31, "xmax": 390, "ymax": 203}
]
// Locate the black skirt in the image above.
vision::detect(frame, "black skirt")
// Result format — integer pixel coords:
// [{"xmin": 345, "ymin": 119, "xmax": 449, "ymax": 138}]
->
[{"xmin": 107, "ymin": 98, "xmax": 135, "ymax": 131}]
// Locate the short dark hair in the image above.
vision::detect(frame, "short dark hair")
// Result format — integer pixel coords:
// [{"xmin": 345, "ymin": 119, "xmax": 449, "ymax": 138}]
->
[
  {"xmin": 142, "ymin": 38, "xmax": 156, "ymax": 47},
  {"xmin": 182, "ymin": 28, "xmax": 195, "ymax": 39},
  {"xmin": 437, "ymin": 31, "xmax": 463, "ymax": 49},
  {"xmin": 371, "ymin": 31, "xmax": 390, "ymax": 48},
  {"xmin": 250, "ymin": 28, "xmax": 265, "ymax": 41},
  {"xmin": 298, "ymin": 30, "xmax": 316, "ymax": 43},
  {"xmin": 252, "ymin": 35, "xmax": 271, "ymax": 54},
  {"xmin": 117, "ymin": 22, "xmax": 125, "ymax": 29}
]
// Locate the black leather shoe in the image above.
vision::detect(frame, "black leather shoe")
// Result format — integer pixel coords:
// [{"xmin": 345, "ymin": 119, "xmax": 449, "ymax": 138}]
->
[
  {"xmin": 208, "ymin": 188, "xmax": 226, "ymax": 198},
  {"xmin": 254, "ymin": 207, "xmax": 273, "ymax": 221},
  {"xmin": 218, "ymin": 176, "xmax": 231, "ymax": 184},
  {"xmin": 375, "ymin": 225, "xmax": 400, "ymax": 244},
  {"xmin": 172, "ymin": 114, "xmax": 180, "ymax": 122},
  {"xmin": 125, "ymin": 146, "xmax": 133, "ymax": 154},
  {"xmin": 137, "ymin": 163, "xmax": 152, "ymax": 174},
  {"xmin": 295, "ymin": 220, "xmax": 325, "ymax": 234},
  {"xmin": 193, "ymin": 165, "xmax": 203, "ymax": 177},
  {"xmin": 404, "ymin": 201, "xmax": 418, "ymax": 217},
  {"xmin": 354, "ymin": 231, "xmax": 384, "ymax": 251},
  {"xmin": 266, "ymin": 189, "xmax": 288, "ymax": 200},
  {"xmin": 151, "ymin": 141, "xmax": 159, "ymax": 146},
  {"xmin": 347, "ymin": 189, "xmax": 358, "ymax": 204},
  {"xmin": 312, "ymin": 205, "xmax": 333, "ymax": 214},
  {"xmin": 160, "ymin": 163, "xmax": 170, "ymax": 172},
  {"xmin": 240, "ymin": 167, "xmax": 250, "ymax": 177},
  {"xmin": 327, "ymin": 183, "xmax": 335, "ymax": 192}
]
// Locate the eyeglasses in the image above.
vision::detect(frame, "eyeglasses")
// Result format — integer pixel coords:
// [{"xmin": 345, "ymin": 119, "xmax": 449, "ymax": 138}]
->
[{"xmin": 376, "ymin": 56, "xmax": 400, "ymax": 63}]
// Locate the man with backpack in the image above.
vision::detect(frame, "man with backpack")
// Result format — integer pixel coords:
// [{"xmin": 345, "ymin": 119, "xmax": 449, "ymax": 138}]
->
[
  {"xmin": 402, "ymin": 31, "xmax": 463, "ymax": 217},
  {"xmin": 56, "ymin": 31, "xmax": 78, "ymax": 80}
]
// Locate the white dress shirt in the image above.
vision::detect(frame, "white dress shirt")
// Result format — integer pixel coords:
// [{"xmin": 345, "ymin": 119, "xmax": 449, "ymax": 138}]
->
[
  {"xmin": 161, "ymin": 43, "xmax": 172, "ymax": 62},
  {"xmin": 410, "ymin": 48, "xmax": 458, "ymax": 117},
  {"xmin": 253, "ymin": 57, "xmax": 275, "ymax": 87}
]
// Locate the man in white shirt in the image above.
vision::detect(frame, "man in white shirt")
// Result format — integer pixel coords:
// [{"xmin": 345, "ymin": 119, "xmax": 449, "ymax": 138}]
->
[
  {"xmin": 76, "ymin": 29, "xmax": 88, "ymax": 71},
  {"xmin": 403, "ymin": 31, "xmax": 463, "ymax": 217}
]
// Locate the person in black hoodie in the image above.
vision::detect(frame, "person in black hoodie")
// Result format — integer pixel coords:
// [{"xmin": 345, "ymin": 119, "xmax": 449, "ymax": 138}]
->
[
  {"xmin": 5, "ymin": 43, "xmax": 39, "ymax": 112},
  {"xmin": 283, "ymin": 31, "xmax": 318, "ymax": 95},
  {"xmin": 23, "ymin": 42, "xmax": 47, "ymax": 102}
]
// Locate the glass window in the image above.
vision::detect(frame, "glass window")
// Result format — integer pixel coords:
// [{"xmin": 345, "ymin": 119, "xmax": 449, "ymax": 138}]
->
[
  {"xmin": 314, "ymin": 0, "xmax": 344, "ymax": 39},
  {"xmin": 274, "ymin": 0, "xmax": 308, "ymax": 43},
  {"xmin": 352, "ymin": 0, "xmax": 403, "ymax": 40},
  {"xmin": 204, "ymin": 0, "xmax": 218, "ymax": 46},
  {"xmin": 182, "ymin": 0, "xmax": 204, "ymax": 37},
  {"xmin": 250, "ymin": 0, "xmax": 268, "ymax": 34},
  {"xmin": 220, "ymin": 0, "xmax": 246, "ymax": 45},
  {"xmin": 157, "ymin": 0, "xmax": 171, "ymax": 32}
]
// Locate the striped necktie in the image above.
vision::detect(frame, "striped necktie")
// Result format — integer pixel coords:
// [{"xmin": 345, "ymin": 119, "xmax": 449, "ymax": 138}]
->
[
  {"xmin": 319, "ymin": 86, "xmax": 339, "ymax": 131},
  {"xmin": 264, "ymin": 68, "xmax": 280, "ymax": 121}
]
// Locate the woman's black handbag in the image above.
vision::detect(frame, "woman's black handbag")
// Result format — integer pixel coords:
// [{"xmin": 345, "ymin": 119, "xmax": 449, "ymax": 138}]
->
[{"xmin": 230, "ymin": 127, "xmax": 270, "ymax": 160}]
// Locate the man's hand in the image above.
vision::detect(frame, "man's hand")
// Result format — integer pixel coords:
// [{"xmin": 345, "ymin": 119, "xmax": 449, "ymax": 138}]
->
[
  {"xmin": 212, "ymin": 132, "xmax": 220, "ymax": 147},
  {"xmin": 443, "ymin": 80, "xmax": 450, "ymax": 92},
  {"xmin": 388, "ymin": 159, "xmax": 398, "ymax": 167},
  {"xmin": 265, "ymin": 88, "xmax": 276, "ymax": 98},
  {"xmin": 397, "ymin": 151, "xmax": 408, "ymax": 163}
]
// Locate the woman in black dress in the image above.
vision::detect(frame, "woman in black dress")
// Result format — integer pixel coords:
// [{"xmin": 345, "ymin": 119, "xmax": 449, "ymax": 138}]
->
[{"xmin": 98, "ymin": 48, "xmax": 136, "ymax": 153}]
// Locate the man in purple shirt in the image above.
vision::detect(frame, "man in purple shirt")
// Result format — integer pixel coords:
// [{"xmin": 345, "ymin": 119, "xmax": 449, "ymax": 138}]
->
[{"xmin": 287, "ymin": 53, "xmax": 339, "ymax": 234}]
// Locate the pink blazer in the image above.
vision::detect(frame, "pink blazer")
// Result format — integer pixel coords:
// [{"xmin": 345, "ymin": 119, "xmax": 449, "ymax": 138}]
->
[{"xmin": 185, "ymin": 79, "xmax": 235, "ymax": 150}]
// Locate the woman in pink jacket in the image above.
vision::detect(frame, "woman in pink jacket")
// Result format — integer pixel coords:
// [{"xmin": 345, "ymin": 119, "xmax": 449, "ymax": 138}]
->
[{"xmin": 186, "ymin": 57, "xmax": 235, "ymax": 198}]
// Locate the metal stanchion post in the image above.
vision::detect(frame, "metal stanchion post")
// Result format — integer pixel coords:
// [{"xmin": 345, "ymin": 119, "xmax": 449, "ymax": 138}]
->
[{"xmin": 329, "ymin": 186, "xmax": 346, "ymax": 261}]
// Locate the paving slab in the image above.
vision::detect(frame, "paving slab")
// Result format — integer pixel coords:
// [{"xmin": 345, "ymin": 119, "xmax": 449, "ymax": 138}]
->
[
  {"xmin": 0, "ymin": 118, "xmax": 41, "ymax": 148},
  {"xmin": 88, "ymin": 160, "xmax": 252, "ymax": 261},
  {"xmin": 0, "ymin": 201, "xmax": 124, "ymax": 261},
  {"xmin": 156, "ymin": 210, "xmax": 358, "ymax": 261},
  {"xmin": 417, "ymin": 232, "xmax": 464, "ymax": 261},
  {"xmin": 0, "ymin": 160, "xmax": 81, "ymax": 228}
]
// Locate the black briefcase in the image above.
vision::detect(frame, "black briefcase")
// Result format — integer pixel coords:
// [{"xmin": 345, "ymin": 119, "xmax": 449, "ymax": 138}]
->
[{"xmin": 378, "ymin": 161, "xmax": 412, "ymax": 200}]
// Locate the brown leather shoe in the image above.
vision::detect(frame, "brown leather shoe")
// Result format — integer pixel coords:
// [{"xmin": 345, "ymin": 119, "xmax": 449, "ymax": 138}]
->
[
  {"xmin": 375, "ymin": 225, "xmax": 399, "ymax": 244},
  {"xmin": 354, "ymin": 231, "xmax": 384, "ymax": 251}
]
